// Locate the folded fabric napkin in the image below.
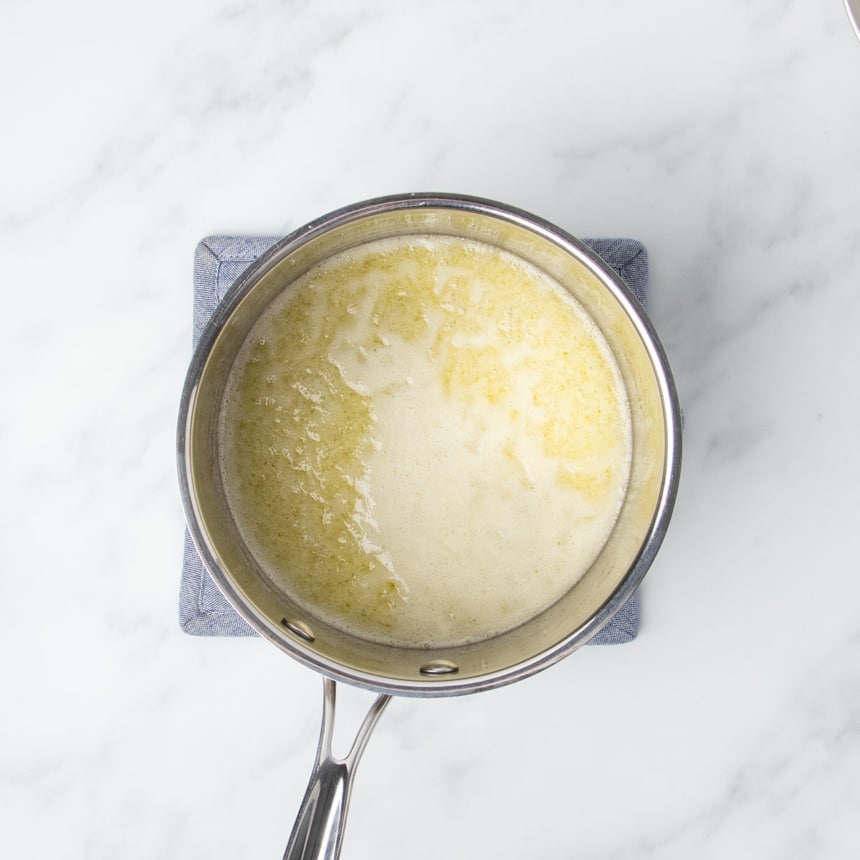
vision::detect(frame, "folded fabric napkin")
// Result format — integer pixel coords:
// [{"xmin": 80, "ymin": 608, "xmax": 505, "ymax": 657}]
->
[{"xmin": 180, "ymin": 235, "xmax": 649, "ymax": 644}]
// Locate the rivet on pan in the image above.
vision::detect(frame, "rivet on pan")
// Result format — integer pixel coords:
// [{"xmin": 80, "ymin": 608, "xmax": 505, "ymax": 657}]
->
[
  {"xmin": 281, "ymin": 617, "xmax": 315, "ymax": 643},
  {"xmin": 419, "ymin": 659, "xmax": 459, "ymax": 676}
]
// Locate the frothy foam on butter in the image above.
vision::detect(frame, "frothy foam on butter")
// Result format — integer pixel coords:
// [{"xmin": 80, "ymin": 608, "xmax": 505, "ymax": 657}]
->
[{"xmin": 220, "ymin": 236, "xmax": 632, "ymax": 647}]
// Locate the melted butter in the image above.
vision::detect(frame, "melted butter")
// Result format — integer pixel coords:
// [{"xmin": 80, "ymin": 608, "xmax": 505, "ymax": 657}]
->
[{"xmin": 220, "ymin": 236, "xmax": 632, "ymax": 646}]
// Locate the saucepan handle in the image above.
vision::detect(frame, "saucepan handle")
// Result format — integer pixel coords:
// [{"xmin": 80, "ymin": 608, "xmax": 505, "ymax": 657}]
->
[{"xmin": 283, "ymin": 678, "xmax": 391, "ymax": 860}]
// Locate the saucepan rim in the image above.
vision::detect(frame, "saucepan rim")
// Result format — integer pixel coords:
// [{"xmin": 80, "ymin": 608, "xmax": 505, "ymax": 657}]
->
[{"xmin": 177, "ymin": 192, "xmax": 682, "ymax": 696}]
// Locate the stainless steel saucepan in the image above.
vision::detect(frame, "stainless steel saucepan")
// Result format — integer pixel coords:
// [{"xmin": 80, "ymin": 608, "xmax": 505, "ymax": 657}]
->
[{"xmin": 178, "ymin": 193, "xmax": 682, "ymax": 859}]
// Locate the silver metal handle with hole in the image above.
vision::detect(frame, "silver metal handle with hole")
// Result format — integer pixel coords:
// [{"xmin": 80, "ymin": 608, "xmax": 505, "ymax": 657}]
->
[{"xmin": 283, "ymin": 679, "xmax": 391, "ymax": 860}]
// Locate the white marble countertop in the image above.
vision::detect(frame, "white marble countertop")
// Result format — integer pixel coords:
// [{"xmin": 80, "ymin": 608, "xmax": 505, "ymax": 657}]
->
[{"xmin": 3, "ymin": 1, "xmax": 860, "ymax": 857}]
